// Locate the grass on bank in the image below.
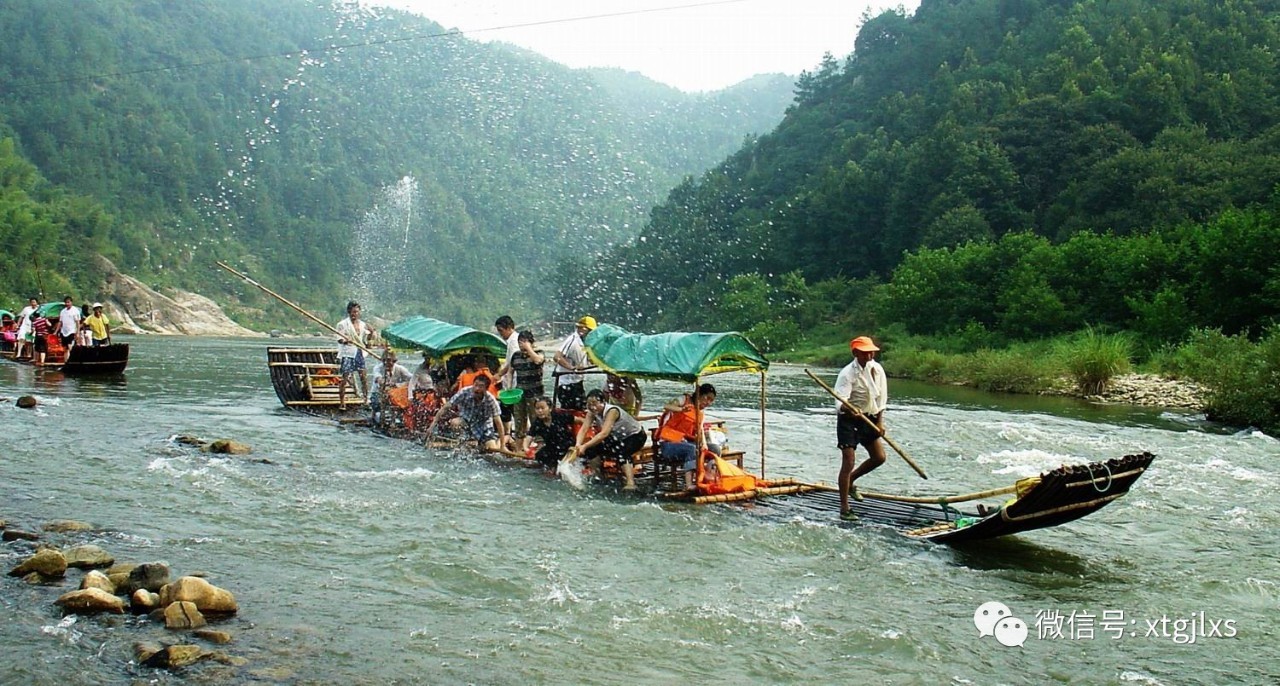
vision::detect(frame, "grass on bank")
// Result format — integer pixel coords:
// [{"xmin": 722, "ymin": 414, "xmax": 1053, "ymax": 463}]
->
[{"xmin": 774, "ymin": 325, "xmax": 1280, "ymax": 435}]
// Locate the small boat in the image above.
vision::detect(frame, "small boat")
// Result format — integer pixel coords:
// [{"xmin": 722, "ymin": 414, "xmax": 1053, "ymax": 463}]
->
[{"xmin": 0, "ymin": 303, "xmax": 128, "ymax": 374}]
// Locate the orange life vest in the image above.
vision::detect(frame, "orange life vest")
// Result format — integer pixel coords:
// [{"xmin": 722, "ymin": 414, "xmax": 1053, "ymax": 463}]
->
[{"xmin": 658, "ymin": 400, "xmax": 701, "ymax": 443}]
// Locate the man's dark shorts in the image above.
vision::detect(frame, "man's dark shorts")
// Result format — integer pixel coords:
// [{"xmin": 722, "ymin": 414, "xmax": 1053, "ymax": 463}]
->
[
  {"xmin": 837, "ymin": 412, "xmax": 883, "ymax": 450},
  {"xmin": 60, "ymin": 334, "xmax": 76, "ymax": 347},
  {"xmin": 340, "ymin": 352, "xmax": 365, "ymax": 375}
]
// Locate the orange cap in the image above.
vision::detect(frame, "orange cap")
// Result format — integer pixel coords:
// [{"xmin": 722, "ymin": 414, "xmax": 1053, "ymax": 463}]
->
[{"xmin": 850, "ymin": 336, "xmax": 880, "ymax": 352}]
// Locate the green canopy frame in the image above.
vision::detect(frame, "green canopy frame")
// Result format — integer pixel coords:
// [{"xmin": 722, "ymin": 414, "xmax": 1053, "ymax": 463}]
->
[{"xmin": 583, "ymin": 323, "xmax": 771, "ymax": 478}]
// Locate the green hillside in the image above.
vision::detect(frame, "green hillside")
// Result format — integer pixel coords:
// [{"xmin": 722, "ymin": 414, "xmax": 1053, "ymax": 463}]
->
[
  {"xmin": 0, "ymin": 0, "xmax": 793, "ymax": 327},
  {"xmin": 559, "ymin": 0, "xmax": 1280, "ymax": 344}
]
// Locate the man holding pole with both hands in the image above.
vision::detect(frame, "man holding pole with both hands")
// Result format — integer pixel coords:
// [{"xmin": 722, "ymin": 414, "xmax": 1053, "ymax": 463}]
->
[{"xmin": 835, "ymin": 335, "xmax": 888, "ymax": 521}]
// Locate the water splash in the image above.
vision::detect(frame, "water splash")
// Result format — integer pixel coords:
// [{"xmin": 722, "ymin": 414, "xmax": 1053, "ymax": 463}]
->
[{"xmin": 349, "ymin": 175, "xmax": 419, "ymax": 309}]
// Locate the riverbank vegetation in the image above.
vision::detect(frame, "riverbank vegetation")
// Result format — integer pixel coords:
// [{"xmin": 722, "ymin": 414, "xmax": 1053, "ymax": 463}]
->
[{"xmin": 556, "ymin": 0, "xmax": 1280, "ymax": 433}]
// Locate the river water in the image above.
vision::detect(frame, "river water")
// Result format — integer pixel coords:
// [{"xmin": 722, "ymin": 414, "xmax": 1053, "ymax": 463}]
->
[{"xmin": 1, "ymin": 337, "xmax": 1276, "ymax": 685}]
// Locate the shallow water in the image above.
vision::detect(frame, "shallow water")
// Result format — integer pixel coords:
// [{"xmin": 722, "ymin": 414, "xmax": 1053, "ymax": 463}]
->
[{"xmin": 1, "ymin": 337, "xmax": 1277, "ymax": 684}]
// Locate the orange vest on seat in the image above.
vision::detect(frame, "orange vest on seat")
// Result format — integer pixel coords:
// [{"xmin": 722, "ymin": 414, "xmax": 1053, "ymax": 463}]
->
[{"xmin": 658, "ymin": 401, "xmax": 700, "ymax": 443}]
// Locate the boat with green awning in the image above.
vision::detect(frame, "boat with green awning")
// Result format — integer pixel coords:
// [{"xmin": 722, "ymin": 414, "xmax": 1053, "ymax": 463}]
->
[
  {"xmin": 582, "ymin": 323, "xmax": 768, "ymax": 381},
  {"xmin": 381, "ymin": 315, "xmax": 506, "ymax": 362}
]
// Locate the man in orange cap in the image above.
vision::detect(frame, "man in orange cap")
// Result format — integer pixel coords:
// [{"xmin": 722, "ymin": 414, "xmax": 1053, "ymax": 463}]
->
[{"xmin": 834, "ymin": 335, "xmax": 888, "ymax": 520}]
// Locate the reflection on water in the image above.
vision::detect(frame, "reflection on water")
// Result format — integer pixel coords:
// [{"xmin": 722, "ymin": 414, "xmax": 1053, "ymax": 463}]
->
[{"xmin": 0, "ymin": 336, "xmax": 1276, "ymax": 685}]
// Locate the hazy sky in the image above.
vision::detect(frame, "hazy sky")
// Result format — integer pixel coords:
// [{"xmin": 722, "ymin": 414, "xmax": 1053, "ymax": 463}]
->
[{"xmin": 371, "ymin": 0, "xmax": 917, "ymax": 93}]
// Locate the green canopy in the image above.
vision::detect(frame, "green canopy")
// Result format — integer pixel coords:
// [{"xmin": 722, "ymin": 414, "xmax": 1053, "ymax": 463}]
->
[
  {"xmin": 0, "ymin": 309, "xmax": 12, "ymax": 320},
  {"xmin": 583, "ymin": 323, "xmax": 769, "ymax": 382},
  {"xmin": 381, "ymin": 315, "xmax": 506, "ymax": 361},
  {"xmin": 36, "ymin": 302, "xmax": 66, "ymax": 318}
]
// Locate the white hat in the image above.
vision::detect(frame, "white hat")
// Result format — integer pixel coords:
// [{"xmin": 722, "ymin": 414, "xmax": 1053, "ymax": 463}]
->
[{"xmin": 92, "ymin": 302, "xmax": 103, "ymax": 309}]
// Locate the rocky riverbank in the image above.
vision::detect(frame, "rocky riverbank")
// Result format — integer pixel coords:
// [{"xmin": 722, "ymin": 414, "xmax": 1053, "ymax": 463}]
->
[
  {"xmin": 1042, "ymin": 373, "xmax": 1206, "ymax": 410},
  {"xmin": 91, "ymin": 256, "xmax": 260, "ymax": 337}
]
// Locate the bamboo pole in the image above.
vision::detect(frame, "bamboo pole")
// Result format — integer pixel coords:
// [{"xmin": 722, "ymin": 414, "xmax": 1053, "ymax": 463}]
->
[
  {"xmin": 804, "ymin": 368, "xmax": 927, "ymax": 480},
  {"xmin": 215, "ymin": 261, "xmax": 382, "ymax": 362},
  {"xmin": 759, "ymin": 372, "xmax": 767, "ymax": 481}
]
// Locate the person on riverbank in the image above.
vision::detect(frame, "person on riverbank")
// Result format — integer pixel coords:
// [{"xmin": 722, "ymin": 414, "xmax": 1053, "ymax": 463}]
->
[
  {"xmin": 526, "ymin": 396, "xmax": 575, "ymax": 471},
  {"xmin": 335, "ymin": 301, "xmax": 374, "ymax": 408},
  {"xmin": 552, "ymin": 316, "xmax": 594, "ymax": 411},
  {"xmin": 835, "ymin": 335, "xmax": 888, "ymax": 521},
  {"xmin": 430, "ymin": 374, "xmax": 507, "ymax": 452},
  {"xmin": 57, "ymin": 296, "xmax": 82, "ymax": 353},
  {"xmin": 565, "ymin": 388, "xmax": 647, "ymax": 490},
  {"xmin": 13, "ymin": 296, "xmax": 38, "ymax": 360},
  {"xmin": 84, "ymin": 303, "xmax": 111, "ymax": 347},
  {"xmin": 509, "ymin": 330, "xmax": 545, "ymax": 450}
]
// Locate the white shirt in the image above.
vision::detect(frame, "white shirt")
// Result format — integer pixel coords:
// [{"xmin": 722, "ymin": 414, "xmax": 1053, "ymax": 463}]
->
[
  {"xmin": 335, "ymin": 317, "xmax": 370, "ymax": 359},
  {"xmin": 834, "ymin": 358, "xmax": 887, "ymax": 415},
  {"xmin": 372, "ymin": 362, "xmax": 412, "ymax": 391},
  {"xmin": 501, "ymin": 331, "xmax": 519, "ymax": 388},
  {"xmin": 408, "ymin": 363, "xmax": 435, "ymax": 396},
  {"xmin": 58, "ymin": 306, "xmax": 82, "ymax": 337},
  {"xmin": 554, "ymin": 332, "xmax": 586, "ymax": 385},
  {"xmin": 16, "ymin": 305, "xmax": 35, "ymax": 335}
]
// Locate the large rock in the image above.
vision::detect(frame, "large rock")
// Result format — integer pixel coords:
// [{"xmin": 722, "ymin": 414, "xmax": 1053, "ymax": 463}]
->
[
  {"xmin": 141, "ymin": 644, "xmax": 208, "ymax": 669},
  {"xmin": 96, "ymin": 255, "xmax": 260, "ymax": 336},
  {"xmin": 194, "ymin": 629, "xmax": 233, "ymax": 644},
  {"xmin": 42, "ymin": 520, "xmax": 93, "ymax": 533},
  {"xmin": 164, "ymin": 601, "xmax": 207, "ymax": 630},
  {"xmin": 64, "ymin": 544, "xmax": 115, "ymax": 569},
  {"xmin": 55, "ymin": 588, "xmax": 126, "ymax": 614},
  {"xmin": 16, "ymin": 395, "xmax": 37, "ymax": 409},
  {"xmin": 118, "ymin": 562, "xmax": 171, "ymax": 595},
  {"xmin": 159, "ymin": 576, "xmax": 238, "ymax": 614},
  {"xmin": 80, "ymin": 570, "xmax": 116, "ymax": 594},
  {"xmin": 2, "ymin": 529, "xmax": 39, "ymax": 542},
  {"xmin": 9, "ymin": 549, "xmax": 67, "ymax": 578},
  {"xmin": 206, "ymin": 439, "xmax": 252, "ymax": 455},
  {"xmin": 132, "ymin": 589, "xmax": 161, "ymax": 613}
]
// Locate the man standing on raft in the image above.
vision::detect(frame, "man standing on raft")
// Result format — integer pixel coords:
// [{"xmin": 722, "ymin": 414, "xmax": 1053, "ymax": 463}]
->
[{"xmin": 835, "ymin": 336, "xmax": 888, "ymax": 521}]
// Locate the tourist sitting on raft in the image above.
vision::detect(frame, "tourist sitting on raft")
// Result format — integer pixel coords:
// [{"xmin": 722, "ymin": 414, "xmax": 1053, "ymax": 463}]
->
[
  {"xmin": 564, "ymin": 389, "xmax": 647, "ymax": 490},
  {"xmin": 525, "ymin": 395, "xmax": 575, "ymax": 471},
  {"xmin": 428, "ymin": 374, "xmax": 507, "ymax": 452},
  {"xmin": 371, "ymin": 349, "xmax": 412, "ymax": 427},
  {"xmin": 454, "ymin": 355, "xmax": 498, "ymax": 397},
  {"xmin": 405, "ymin": 351, "xmax": 440, "ymax": 435},
  {"xmin": 605, "ymin": 373, "xmax": 643, "ymax": 417},
  {"xmin": 657, "ymin": 383, "xmax": 718, "ymax": 490}
]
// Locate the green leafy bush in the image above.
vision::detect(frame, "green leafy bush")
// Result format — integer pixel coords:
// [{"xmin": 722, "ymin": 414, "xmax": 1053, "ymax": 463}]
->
[{"xmin": 1172, "ymin": 327, "xmax": 1280, "ymax": 433}]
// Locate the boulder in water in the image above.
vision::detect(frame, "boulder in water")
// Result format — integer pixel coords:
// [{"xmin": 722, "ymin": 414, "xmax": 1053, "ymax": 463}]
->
[
  {"xmin": 159, "ymin": 576, "xmax": 238, "ymax": 614},
  {"xmin": 43, "ymin": 520, "xmax": 93, "ymax": 533},
  {"xmin": 132, "ymin": 589, "xmax": 161, "ymax": 613},
  {"xmin": 206, "ymin": 439, "xmax": 252, "ymax": 455},
  {"xmin": 2, "ymin": 529, "xmax": 39, "ymax": 542},
  {"xmin": 55, "ymin": 588, "xmax": 126, "ymax": 614},
  {"xmin": 65, "ymin": 544, "xmax": 114, "ymax": 569},
  {"xmin": 118, "ymin": 562, "xmax": 171, "ymax": 595},
  {"xmin": 194, "ymin": 628, "xmax": 233, "ymax": 644},
  {"xmin": 16, "ymin": 395, "xmax": 37, "ymax": 409},
  {"xmin": 80, "ymin": 570, "xmax": 116, "ymax": 594},
  {"xmin": 164, "ymin": 600, "xmax": 207, "ymax": 630},
  {"xmin": 9, "ymin": 548, "xmax": 67, "ymax": 578},
  {"xmin": 141, "ymin": 644, "xmax": 208, "ymax": 669}
]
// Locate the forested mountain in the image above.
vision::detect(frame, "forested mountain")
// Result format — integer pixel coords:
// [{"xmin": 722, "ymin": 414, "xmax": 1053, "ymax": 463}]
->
[
  {"xmin": 0, "ymin": 0, "xmax": 793, "ymax": 327},
  {"xmin": 559, "ymin": 0, "xmax": 1280, "ymax": 343}
]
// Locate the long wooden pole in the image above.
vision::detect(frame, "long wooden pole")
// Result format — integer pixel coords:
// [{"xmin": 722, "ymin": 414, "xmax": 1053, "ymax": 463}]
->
[
  {"xmin": 804, "ymin": 368, "xmax": 927, "ymax": 480},
  {"xmin": 215, "ymin": 261, "xmax": 382, "ymax": 362},
  {"xmin": 759, "ymin": 372, "xmax": 767, "ymax": 480}
]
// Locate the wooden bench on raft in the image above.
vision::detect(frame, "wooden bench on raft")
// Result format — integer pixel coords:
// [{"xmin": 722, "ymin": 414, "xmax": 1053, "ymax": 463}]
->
[
  {"xmin": 294, "ymin": 362, "xmax": 365, "ymax": 405},
  {"xmin": 633, "ymin": 441, "xmax": 746, "ymax": 492}
]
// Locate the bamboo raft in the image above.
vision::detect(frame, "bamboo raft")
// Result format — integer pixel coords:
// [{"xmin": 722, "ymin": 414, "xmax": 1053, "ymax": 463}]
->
[
  {"xmin": 1, "ymin": 340, "xmax": 129, "ymax": 374},
  {"xmin": 265, "ymin": 345, "xmax": 1155, "ymax": 545}
]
